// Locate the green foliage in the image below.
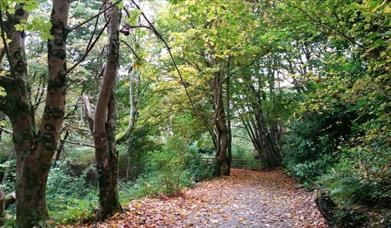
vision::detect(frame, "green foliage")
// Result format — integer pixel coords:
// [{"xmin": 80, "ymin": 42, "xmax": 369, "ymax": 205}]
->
[
  {"xmin": 0, "ymin": 159, "xmax": 16, "ymax": 193},
  {"xmin": 282, "ymin": 98, "xmax": 342, "ymax": 185},
  {"xmin": 46, "ymin": 162, "xmax": 98, "ymax": 224},
  {"xmin": 0, "ymin": 160, "xmax": 99, "ymax": 225},
  {"xmin": 133, "ymin": 137, "xmax": 191, "ymax": 196},
  {"xmin": 118, "ymin": 125, "xmax": 160, "ymax": 180},
  {"xmin": 231, "ymin": 144, "xmax": 263, "ymax": 170},
  {"xmin": 132, "ymin": 136, "xmax": 212, "ymax": 197},
  {"xmin": 49, "ymin": 194, "xmax": 97, "ymax": 225},
  {"xmin": 333, "ymin": 209, "xmax": 369, "ymax": 228},
  {"xmin": 283, "ymin": 72, "xmax": 391, "ymax": 206},
  {"xmin": 320, "ymin": 148, "xmax": 391, "ymax": 208},
  {"xmin": 16, "ymin": 16, "xmax": 53, "ymax": 40},
  {"xmin": 67, "ymin": 147, "xmax": 95, "ymax": 167},
  {"xmin": 185, "ymin": 143, "xmax": 213, "ymax": 182},
  {"xmin": 0, "ymin": 86, "xmax": 6, "ymax": 97},
  {"xmin": 289, "ymin": 154, "xmax": 335, "ymax": 187},
  {"xmin": 280, "ymin": 1, "xmax": 390, "ymax": 226},
  {"xmin": 118, "ymin": 181, "xmax": 137, "ymax": 204},
  {"xmin": 0, "ymin": 0, "xmax": 38, "ymax": 13}
]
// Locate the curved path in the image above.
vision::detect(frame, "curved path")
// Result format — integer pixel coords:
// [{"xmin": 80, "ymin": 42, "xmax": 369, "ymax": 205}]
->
[{"xmin": 79, "ymin": 169, "xmax": 326, "ymax": 227}]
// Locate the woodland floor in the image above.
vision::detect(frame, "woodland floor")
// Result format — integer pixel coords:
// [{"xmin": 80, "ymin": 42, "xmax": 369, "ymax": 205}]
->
[{"xmin": 77, "ymin": 169, "xmax": 326, "ymax": 228}]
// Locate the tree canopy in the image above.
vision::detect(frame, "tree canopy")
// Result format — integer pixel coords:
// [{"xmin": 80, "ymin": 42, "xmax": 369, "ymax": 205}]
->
[{"xmin": 0, "ymin": 0, "xmax": 389, "ymax": 227}]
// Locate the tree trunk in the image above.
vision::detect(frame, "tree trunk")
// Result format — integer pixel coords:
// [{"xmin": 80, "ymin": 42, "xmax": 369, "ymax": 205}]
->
[
  {"xmin": 240, "ymin": 80, "xmax": 281, "ymax": 169},
  {"xmin": 213, "ymin": 72, "xmax": 229, "ymax": 176},
  {"xmin": 82, "ymin": 94, "xmax": 94, "ymax": 132},
  {"xmin": 224, "ymin": 74, "xmax": 232, "ymax": 176},
  {"xmin": 0, "ymin": 112, "xmax": 4, "ymax": 141},
  {"xmin": 0, "ymin": 1, "xmax": 70, "ymax": 227},
  {"xmin": 15, "ymin": 160, "xmax": 51, "ymax": 227},
  {"xmin": 93, "ymin": 2, "xmax": 122, "ymax": 219},
  {"xmin": 253, "ymin": 107, "xmax": 281, "ymax": 169},
  {"xmin": 0, "ymin": 191, "xmax": 4, "ymax": 226},
  {"xmin": 54, "ymin": 130, "xmax": 70, "ymax": 166},
  {"xmin": 116, "ymin": 67, "xmax": 139, "ymax": 144}
]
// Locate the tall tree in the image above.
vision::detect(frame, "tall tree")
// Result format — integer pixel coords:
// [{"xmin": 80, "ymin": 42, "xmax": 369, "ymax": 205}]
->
[
  {"xmin": 0, "ymin": 1, "xmax": 69, "ymax": 226},
  {"xmin": 93, "ymin": 1, "xmax": 122, "ymax": 219},
  {"xmin": 156, "ymin": 0, "xmax": 261, "ymax": 176},
  {"xmin": 212, "ymin": 70, "xmax": 230, "ymax": 176}
]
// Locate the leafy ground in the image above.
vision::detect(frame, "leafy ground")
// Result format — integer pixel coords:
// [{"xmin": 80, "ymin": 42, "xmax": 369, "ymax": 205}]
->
[{"xmin": 74, "ymin": 169, "xmax": 326, "ymax": 227}]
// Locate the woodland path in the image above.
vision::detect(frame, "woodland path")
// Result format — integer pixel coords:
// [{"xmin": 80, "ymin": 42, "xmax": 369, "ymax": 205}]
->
[{"xmin": 79, "ymin": 169, "xmax": 326, "ymax": 227}]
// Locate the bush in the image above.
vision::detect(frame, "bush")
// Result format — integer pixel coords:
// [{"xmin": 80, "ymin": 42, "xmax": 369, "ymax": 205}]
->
[
  {"xmin": 132, "ymin": 136, "xmax": 213, "ymax": 197},
  {"xmin": 118, "ymin": 125, "xmax": 160, "ymax": 180},
  {"xmin": 282, "ymin": 115, "xmax": 338, "ymax": 185},
  {"xmin": 46, "ymin": 161, "xmax": 98, "ymax": 225},
  {"xmin": 185, "ymin": 143, "xmax": 213, "ymax": 182},
  {"xmin": 282, "ymin": 74, "xmax": 391, "ymax": 226},
  {"xmin": 0, "ymin": 159, "xmax": 16, "ymax": 194},
  {"xmin": 132, "ymin": 137, "xmax": 191, "ymax": 197},
  {"xmin": 49, "ymin": 193, "xmax": 97, "ymax": 225},
  {"xmin": 288, "ymin": 154, "xmax": 334, "ymax": 187},
  {"xmin": 320, "ymin": 148, "xmax": 391, "ymax": 209}
]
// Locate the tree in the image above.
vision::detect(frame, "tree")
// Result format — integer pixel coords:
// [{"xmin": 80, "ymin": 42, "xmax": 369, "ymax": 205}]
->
[
  {"xmin": 156, "ymin": 0, "xmax": 263, "ymax": 176},
  {"xmin": 0, "ymin": 1, "xmax": 69, "ymax": 226},
  {"xmin": 93, "ymin": 1, "xmax": 122, "ymax": 219}
]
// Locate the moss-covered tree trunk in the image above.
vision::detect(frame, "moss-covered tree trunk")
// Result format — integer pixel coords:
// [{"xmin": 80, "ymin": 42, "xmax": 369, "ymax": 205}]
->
[
  {"xmin": 0, "ymin": 1, "xmax": 69, "ymax": 227},
  {"xmin": 93, "ymin": 2, "xmax": 122, "ymax": 219}
]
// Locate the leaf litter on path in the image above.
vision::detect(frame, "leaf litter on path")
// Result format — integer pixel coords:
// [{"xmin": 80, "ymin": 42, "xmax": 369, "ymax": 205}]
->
[{"xmin": 71, "ymin": 169, "xmax": 326, "ymax": 227}]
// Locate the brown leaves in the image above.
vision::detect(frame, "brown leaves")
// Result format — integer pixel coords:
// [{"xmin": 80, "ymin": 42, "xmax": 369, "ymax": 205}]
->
[{"xmin": 74, "ymin": 169, "xmax": 326, "ymax": 227}]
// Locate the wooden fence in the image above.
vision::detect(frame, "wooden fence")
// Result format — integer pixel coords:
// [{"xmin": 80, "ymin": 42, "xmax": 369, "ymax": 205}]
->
[{"xmin": 200, "ymin": 157, "xmax": 262, "ymax": 170}]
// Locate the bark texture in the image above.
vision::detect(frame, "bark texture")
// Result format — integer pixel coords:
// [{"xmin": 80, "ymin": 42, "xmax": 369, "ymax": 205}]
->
[
  {"xmin": 213, "ymin": 72, "xmax": 230, "ymax": 176},
  {"xmin": 93, "ymin": 2, "xmax": 122, "ymax": 219},
  {"xmin": 224, "ymin": 74, "xmax": 232, "ymax": 176},
  {"xmin": 0, "ymin": 1, "xmax": 69, "ymax": 227}
]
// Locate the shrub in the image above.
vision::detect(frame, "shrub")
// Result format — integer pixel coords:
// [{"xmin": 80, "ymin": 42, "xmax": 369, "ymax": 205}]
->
[
  {"xmin": 288, "ymin": 154, "xmax": 334, "ymax": 187},
  {"xmin": 0, "ymin": 159, "xmax": 16, "ymax": 194},
  {"xmin": 282, "ymin": 115, "xmax": 338, "ymax": 185},
  {"xmin": 320, "ymin": 148, "xmax": 391, "ymax": 209},
  {"xmin": 49, "ymin": 193, "xmax": 97, "ymax": 225},
  {"xmin": 283, "ymin": 74, "xmax": 391, "ymax": 226},
  {"xmin": 132, "ymin": 136, "xmax": 213, "ymax": 197},
  {"xmin": 46, "ymin": 161, "xmax": 98, "ymax": 225},
  {"xmin": 132, "ymin": 137, "xmax": 191, "ymax": 197},
  {"xmin": 185, "ymin": 143, "xmax": 213, "ymax": 182}
]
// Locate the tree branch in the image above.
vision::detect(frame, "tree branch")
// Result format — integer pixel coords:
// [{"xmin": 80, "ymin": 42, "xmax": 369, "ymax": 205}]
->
[
  {"xmin": 66, "ymin": 18, "xmax": 111, "ymax": 75},
  {"xmin": 120, "ymin": 39, "xmax": 141, "ymax": 60},
  {"xmin": 82, "ymin": 94, "xmax": 94, "ymax": 133},
  {"xmin": 0, "ymin": 9, "xmax": 16, "ymax": 80},
  {"xmin": 278, "ymin": 0, "xmax": 362, "ymax": 48},
  {"xmin": 60, "ymin": 139, "xmax": 94, "ymax": 148},
  {"xmin": 128, "ymin": 0, "xmax": 215, "ymax": 135},
  {"xmin": 69, "ymin": 0, "xmax": 122, "ymax": 32},
  {"xmin": 0, "ymin": 126, "xmax": 94, "ymax": 147}
]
